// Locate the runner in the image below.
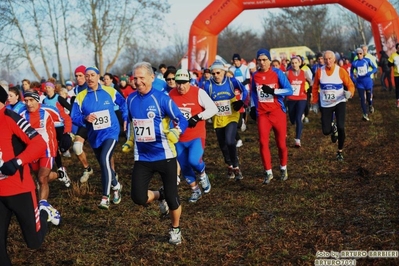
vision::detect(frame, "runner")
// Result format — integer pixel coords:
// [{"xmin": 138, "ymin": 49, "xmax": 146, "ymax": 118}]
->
[
  {"xmin": 202, "ymin": 61, "xmax": 248, "ymax": 180},
  {"xmin": 350, "ymin": 47, "xmax": 377, "ymax": 121},
  {"xmin": 250, "ymin": 49, "xmax": 293, "ymax": 184},
  {"xmin": 169, "ymin": 69, "xmax": 217, "ymax": 203},
  {"xmin": 312, "ymin": 50, "xmax": 355, "ymax": 161}
]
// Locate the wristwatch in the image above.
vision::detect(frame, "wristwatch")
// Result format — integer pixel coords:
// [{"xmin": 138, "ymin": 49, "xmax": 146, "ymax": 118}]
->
[{"xmin": 16, "ymin": 159, "xmax": 22, "ymax": 166}]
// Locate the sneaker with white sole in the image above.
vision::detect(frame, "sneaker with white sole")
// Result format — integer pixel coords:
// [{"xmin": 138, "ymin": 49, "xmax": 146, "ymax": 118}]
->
[
  {"xmin": 98, "ymin": 196, "xmax": 110, "ymax": 209},
  {"xmin": 240, "ymin": 119, "xmax": 247, "ymax": 132},
  {"xmin": 199, "ymin": 174, "xmax": 211, "ymax": 193},
  {"xmin": 159, "ymin": 199, "xmax": 169, "ymax": 216},
  {"xmin": 280, "ymin": 168, "xmax": 288, "ymax": 181},
  {"xmin": 112, "ymin": 183, "xmax": 122, "ymax": 204},
  {"xmin": 236, "ymin": 139, "xmax": 243, "ymax": 148},
  {"xmin": 39, "ymin": 200, "xmax": 61, "ymax": 226},
  {"xmin": 233, "ymin": 167, "xmax": 243, "ymax": 180},
  {"xmin": 80, "ymin": 167, "xmax": 93, "ymax": 183},
  {"xmin": 62, "ymin": 150, "xmax": 71, "ymax": 157},
  {"xmin": 227, "ymin": 166, "xmax": 235, "ymax": 179},
  {"xmin": 188, "ymin": 190, "xmax": 202, "ymax": 203},
  {"xmin": 362, "ymin": 114, "xmax": 370, "ymax": 121},
  {"xmin": 57, "ymin": 167, "xmax": 71, "ymax": 188},
  {"xmin": 169, "ymin": 228, "xmax": 182, "ymax": 245},
  {"xmin": 263, "ymin": 172, "xmax": 273, "ymax": 184}
]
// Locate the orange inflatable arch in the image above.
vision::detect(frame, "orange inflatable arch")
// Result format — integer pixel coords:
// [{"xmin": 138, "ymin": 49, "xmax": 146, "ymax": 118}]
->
[{"xmin": 188, "ymin": 0, "xmax": 399, "ymax": 71}]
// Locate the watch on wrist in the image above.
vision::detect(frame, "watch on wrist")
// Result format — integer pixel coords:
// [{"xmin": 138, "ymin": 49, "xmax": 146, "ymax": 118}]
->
[{"xmin": 16, "ymin": 159, "xmax": 22, "ymax": 166}]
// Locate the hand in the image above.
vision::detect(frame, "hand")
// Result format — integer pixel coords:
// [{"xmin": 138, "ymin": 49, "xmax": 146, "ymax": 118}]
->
[
  {"xmin": 249, "ymin": 107, "xmax": 257, "ymax": 121},
  {"xmin": 59, "ymin": 133, "xmax": 72, "ymax": 153},
  {"xmin": 311, "ymin": 103, "xmax": 319, "ymax": 114},
  {"xmin": 344, "ymin": 90, "xmax": 352, "ymax": 99},
  {"xmin": 122, "ymin": 140, "xmax": 134, "ymax": 153},
  {"xmin": 231, "ymin": 100, "xmax": 244, "ymax": 111},
  {"xmin": 163, "ymin": 128, "xmax": 180, "ymax": 144},
  {"xmin": 0, "ymin": 158, "xmax": 22, "ymax": 176},
  {"xmin": 261, "ymin": 85, "xmax": 274, "ymax": 95},
  {"xmin": 188, "ymin": 114, "xmax": 201, "ymax": 128}
]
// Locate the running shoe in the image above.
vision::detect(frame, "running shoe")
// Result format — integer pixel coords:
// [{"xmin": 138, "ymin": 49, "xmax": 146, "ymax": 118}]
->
[
  {"xmin": 62, "ymin": 150, "xmax": 71, "ymax": 157},
  {"xmin": 263, "ymin": 172, "xmax": 273, "ymax": 184},
  {"xmin": 98, "ymin": 196, "xmax": 110, "ymax": 209},
  {"xmin": 159, "ymin": 199, "xmax": 169, "ymax": 216},
  {"xmin": 188, "ymin": 190, "xmax": 202, "ymax": 203},
  {"xmin": 336, "ymin": 152, "xmax": 344, "ymax": 161},
  {"xmin": 39, "ymin": 200, "xmax": 61, "ymax": 226},
  {"xmin": 369, "ymin": 105, "xmax": 374, "ymax": 114},
  {"xmin": 227, "ymin": 166, "xmax": 235, "ymax": 179},
  {"xmin": 331, "ymin": 123, "xmax": 338, "ymax": 143},
  {"xmin": 112, "ymin": 183, "xmax": 122, "ymax": 204},
  {"xmin": 362, "ymin": 114, "xmax": 370, "ymax": 121},
  {"xmin": 57, "ymin": 167, "xmax": 71, "ymax": 188},
  {"xmin": 295, "ymin": 139, "xmax": 301, "ymax": 148},
  {"xmin": 236, "ymin": 139, "xmax": 243, "ymax": 148},
  {"xmin": 303, "ymin": 117, "xmax": 309, "ymax": 123},
  {"xmin": 240, "ymin": 119, "xmax": 247, "ymax": 132},
  {"xmin": 169, "ymin": 228, "xmax": 182, "ymax": 245},
  {"xmin": 233, "ymin": 167, "xmax": 243, "ymax": 180},
  {"xmin": 280, "ymin": 168, "xmax": 288, "ymax": 181},
  {"xmin": 199, "ymin": 174, "xmax": 211, "ymax": 193},
  {"xmin": 80, "ymin": 167, "xmax": 93, "ymax": 183}
]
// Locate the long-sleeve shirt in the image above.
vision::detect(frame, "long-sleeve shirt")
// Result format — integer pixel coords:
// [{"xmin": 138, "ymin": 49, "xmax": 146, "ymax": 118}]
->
[
  {"xmin": 0, "ymin": 107, "xmax": 46, "ymax": 196},
  {"xmin": 312, "ymin": 65, "xmax": 355, "ymax": 107},
  {"xmin": 126, "ymin": 88, "xmax": 188, "ymax": 162},
  {"xmin": 71, "ymin": 84, "xmax": 128, "ymax": 148},
  {"xmin": 169, "ymin": 85, "xmax": 217, "ymax": 142}
]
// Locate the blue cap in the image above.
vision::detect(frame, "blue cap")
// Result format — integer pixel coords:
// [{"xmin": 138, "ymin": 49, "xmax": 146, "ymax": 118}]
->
[{"xmin": 256, "ymin": 49, "xmax": 271, "ymax": 60}]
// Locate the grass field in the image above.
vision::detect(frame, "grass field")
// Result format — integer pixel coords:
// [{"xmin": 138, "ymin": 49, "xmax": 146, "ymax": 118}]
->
[{"xmin": 7, "ymin": 84, "xmax": 399, "ymax": 265}]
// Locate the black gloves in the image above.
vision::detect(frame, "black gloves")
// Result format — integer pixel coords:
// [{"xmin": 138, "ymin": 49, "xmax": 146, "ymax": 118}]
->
[
  {"xmin": 231, "ymin": 100, "xmax": 244, "ymax": 111},
  {"xmin": 249, "ymin": 107, "xmax": 257, "ymax": 121},
  {"xmin": 59, "ymin": 133, "xmax": 72, "ymax": 153},
  {"xmin": 0, "ymin": 158, "xmax": 22, "ymax": 176},
  {"xmin": 261, "ymin": 85, "xmax": 274, "ymax": 95},
  {"xmin": 188, "ymin": 114, "xmax": 201, "ymax": 128}
]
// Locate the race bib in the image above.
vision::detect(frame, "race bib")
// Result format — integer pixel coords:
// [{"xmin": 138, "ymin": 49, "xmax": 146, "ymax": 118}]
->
[
  {"xmin": 322, "ymin": 90, "xmax": 338, "ymax": 103},
  {"xmin": 133, "ymin": 118, "xmax": 156, "ymax": 142},
  {"xmin": 215, "ymin": 100, "xmax": 232, "ymax": 116},
  {"xmin": 92, "ymin": 110, "xmax": 111, "ymax": 130},
  {"xmin": 256, "ymin": 84, "xmax": 274, "ymax": 102},
  {"xmin": 292, "ymin": 84, "xmax": 301, "ymax": 96},
  {"xmin": 179, "ymin": 107, "xmax": 192, "ymax": 120},
  {"xmin": 357, "ymin": 65, "xmax": 368, "ymax": 76}
]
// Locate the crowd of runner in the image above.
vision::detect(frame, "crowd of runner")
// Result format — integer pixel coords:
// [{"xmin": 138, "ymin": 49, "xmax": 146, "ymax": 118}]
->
[{"xmin": 1, "ymin": 44, "xmax": 399, "ymax": 260}]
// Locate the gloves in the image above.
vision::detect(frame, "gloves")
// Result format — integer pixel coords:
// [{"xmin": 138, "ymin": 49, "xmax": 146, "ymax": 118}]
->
[
  {"xmin": 59, "ymin": 133, "xmax": 72, "ymax": 153},
  {"xmin": 163, "ymin": 128, "xmax": 180, "ymax": 144},
  {"xmin": 311, "ymin": 103, "xmax": 319, "ymax": 114},
  {"xmin": 344, "ymin": 90, "xmax": 352, "ymax": 99},
  {"xmin": 261, "ymin": 85, "xmax": 274, "ymax": 95},
  {"xmin": 0, "ymin": 158, "xmax": 22, "ymax": 176},
  {"xmin": 188, "ymin": 114, "xmax": 201, "ymax": 128},
  {"xmin": 249, "ymin": 107, "xmax": 257, "ymax": 121},
  {"xmin": 231, "ymin": 100, "xmax": 244, "ymax": 111},
  {"xmin": 122, "ymin": 140, "xmax": 134, "ymax": 153}
]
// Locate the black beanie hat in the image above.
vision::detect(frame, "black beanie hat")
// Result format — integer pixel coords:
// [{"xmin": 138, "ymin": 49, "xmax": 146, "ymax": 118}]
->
[
  {"xmin": 232, "ymin": 53, "xmax": 241, "ymax": 60},
  {"xmin": 0, "ymin": 85, "xmax": 8, "ymax": 104}
]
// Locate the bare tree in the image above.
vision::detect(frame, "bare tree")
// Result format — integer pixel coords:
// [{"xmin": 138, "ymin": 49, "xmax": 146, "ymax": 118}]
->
[
  {"xmin": 60, "ymin": 0, "xmax": 73, "ymax": 82},
  {"xmin": 218, "ymin": 26, "xmax": 261, "ymax": 62},
  {"xmin": 0, "ymin": 0, "xmax": 44, "ymax": 80},
  {"xmin": 80, "ymin": 0, "xmax": 170, "ymax": 75}
]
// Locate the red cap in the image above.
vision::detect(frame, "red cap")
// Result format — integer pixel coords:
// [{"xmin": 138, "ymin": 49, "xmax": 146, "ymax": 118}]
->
[{"xmin": 74, "ymin": 65, "xmax": 86, "ymax": 75}]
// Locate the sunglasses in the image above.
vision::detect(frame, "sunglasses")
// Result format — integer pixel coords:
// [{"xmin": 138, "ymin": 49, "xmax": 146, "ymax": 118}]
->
[
  {"xmin": 166, "ymin": 78, "xmax": 175, "ymax": 81},
  {"xmin": 211, "ymin": 72, "xmax": 221, "ymax": 75},
  {"xmin": 357, "ymin": 53, "xmax": 363, "ymax": 55}
]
